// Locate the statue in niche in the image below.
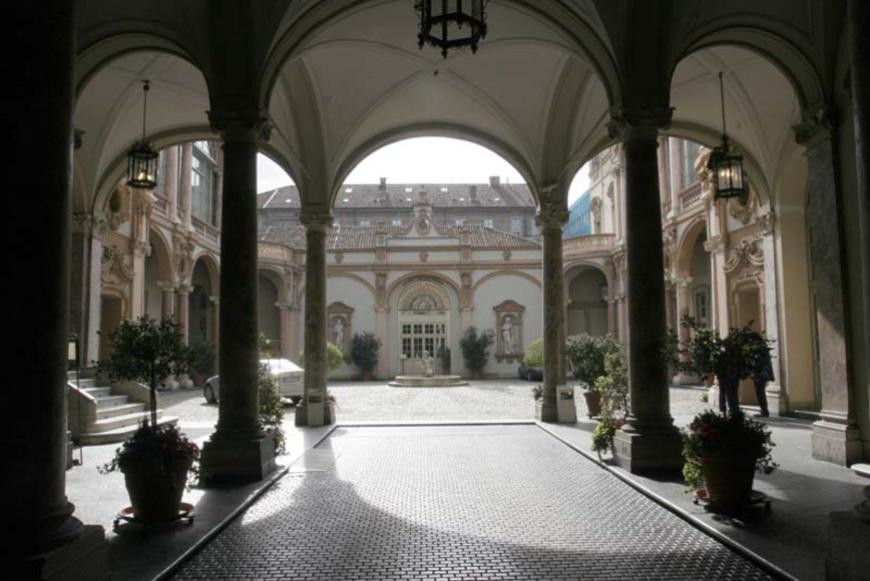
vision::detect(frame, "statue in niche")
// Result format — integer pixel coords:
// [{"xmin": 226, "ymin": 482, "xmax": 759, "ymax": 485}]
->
[
  {"xmin": 501, "ymin": 316, "xmax": 516, "ymax": 354},
  {"xmin": 331, "ymin": 316, "xmax": 345, "ymax": 349}
]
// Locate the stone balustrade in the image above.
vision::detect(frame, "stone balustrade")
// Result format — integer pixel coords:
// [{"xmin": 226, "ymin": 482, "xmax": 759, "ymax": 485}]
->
[{"xmin": 562, "ymin": 234, "xmax": 616, "ymax": 259}]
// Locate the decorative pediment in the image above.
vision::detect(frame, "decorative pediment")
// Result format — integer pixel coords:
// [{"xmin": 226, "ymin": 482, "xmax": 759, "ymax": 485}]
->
[{"xmin": 398, "ymin": 279, "xmax": 450, "ymax": 313}]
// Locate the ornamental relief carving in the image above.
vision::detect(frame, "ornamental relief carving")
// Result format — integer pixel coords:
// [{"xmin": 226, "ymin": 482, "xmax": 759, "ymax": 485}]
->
[
  {"xmin": 724, "ymin": 239, "xmax": 764, "ymax": 276},
  {"xmin": 728, "ymin": 186, "xmax": 757, "ymax": 225},
  {"xmin": 101, "ymin": 245, "xmax": 135, "ymax": 287}
]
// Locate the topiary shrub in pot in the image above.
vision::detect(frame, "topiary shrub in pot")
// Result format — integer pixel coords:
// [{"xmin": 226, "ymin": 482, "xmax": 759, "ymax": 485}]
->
[
  {"xmin": 459, "ymin": 326, "xmax": 494, "ymax": 378},
  {"xmin": 522, "ymin": 338, "xmax": 543, "ymax": 381},
  {"xmin": 98, "ymin": 316, "xmax": 197, "ymax": 522},
  {"xmin": 590, "ymin": 351, "xmax": 629, "ymax": 458},
  {"xmin": 566, "ymin": 334, "xmax": 621, "ymax": 417},
  {"xmin": 188, "ymin": 341, "xmax": 215, "ymax": 386},
  {"xmin": 350, "ymin": 332, "xmax": 380, "ymax": 380}
]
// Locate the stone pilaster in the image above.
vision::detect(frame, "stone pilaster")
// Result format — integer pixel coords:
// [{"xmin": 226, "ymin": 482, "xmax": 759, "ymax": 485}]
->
[
  {"xmin": 180, "ymin": 143, "xmax": 193, "ymax": 227},
  {"xmin": 176, "ymin": 285, "xmax": 190, "ymax": 345},
  {"xmin": 165, "ymin": 144, "xmax": 179, "ymax": 220},
  {"xmin": 795, "ymin": 109, "xmax": 862, "ymax": 465},
  {"xmin": 847, "ymin": 0, "xmax": 870, "ymax": 461},
  {"xmin": 158, "ymin": 281, "xmax": 176, "ymax": 320},
  {"xmin": 537, "ymin": 199, "xmax": 568, "ymax": 423},
  {"xmin": 297, "ymin": 209, "xmax": 333, "ymax": 427},
  {"xmin": 199, "ymin": 110, "xmax": 275, "ymax": 485},
  {"xmin": 70, "ymin": 214, "xmax": 106, "ymax": 366},
  {"xmin": 376, "ymin": 307, "xmax": 390, "ymax": 379},
  {"xmin": 609, "ymin": 106, "xmax": 683, "ymax": 473},
  {"xmin": 672, "ymin": 277, "xmax": 695, "ymax": 384},
  {"xmin": 130, "ymin": 238, "xmax": 150, "ymax": 319},
  {"xmin": 210, "ymin": 296, "xmax": 220, "ymax": 370},
  {"xmin": 277, "ymin": 302, "xmax": 292, "ymax": 360},
  {"xmin": 758, "ymin": 214, "xmax": 787, "ymax": 416},
  {"xmin": 9, "ymin": 2, "xmax": 108, "ymax": 577}
]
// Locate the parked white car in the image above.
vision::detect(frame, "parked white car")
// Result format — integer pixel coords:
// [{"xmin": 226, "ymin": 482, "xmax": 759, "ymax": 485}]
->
[{"xmin": 203, "ymin": 358, "xmax": 304, "ymax": 405}]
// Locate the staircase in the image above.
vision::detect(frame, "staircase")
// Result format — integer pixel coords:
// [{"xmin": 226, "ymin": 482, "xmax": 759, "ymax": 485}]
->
[{"xmin": 67, "ymin": 373, "xmax": 178, "ymax": 445}]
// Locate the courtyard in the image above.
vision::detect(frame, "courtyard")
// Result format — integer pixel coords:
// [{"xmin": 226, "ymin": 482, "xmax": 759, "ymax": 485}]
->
[{"xmin": 64, "ymin": 382, "xmax": 866, "ymax": 580}]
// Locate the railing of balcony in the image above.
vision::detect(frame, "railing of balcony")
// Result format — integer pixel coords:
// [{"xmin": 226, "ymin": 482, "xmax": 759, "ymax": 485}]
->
[
  {"xmin": 562, "ymin": 233, "xmax": 615, "ymax": 258},
  {"xmin": 679, "ymin": 182, "xmax": 703, "ymax": 208}
]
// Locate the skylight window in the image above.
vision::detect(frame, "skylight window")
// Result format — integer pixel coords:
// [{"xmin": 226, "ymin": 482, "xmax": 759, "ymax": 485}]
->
[
  {"xmin": 284, "ymin": 198, "xmax": 292, "ymax": 203},
  {"xmin": 345, "ymin": 187, "xmax": 353, "ymax": 193},
  {"xmin": 440, "ymin": 187, "xmax": 449, "ymax": 192},
  {"xmin": 493, "ymin": 197, "xmax": 500, "ymax": 202},
  {"xmin": 459, "ymin": 197, "xmax": 465, "ymax": 202},
  {"xmin": 406, "ymin": 197, "xmax": 412, "ymax": 202},
  {"xmin": 405, "ymin": 187, "xmax": 413, "ymax": 193},
  {"xmin": 342, "ymin": 198, "xmax": 350, "ymax": 203}
]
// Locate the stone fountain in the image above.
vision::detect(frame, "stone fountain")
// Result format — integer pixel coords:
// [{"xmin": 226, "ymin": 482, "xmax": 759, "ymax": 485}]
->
[{"xmin": 389, "ymin": 352, "xmax": 467, "ymax": 387}]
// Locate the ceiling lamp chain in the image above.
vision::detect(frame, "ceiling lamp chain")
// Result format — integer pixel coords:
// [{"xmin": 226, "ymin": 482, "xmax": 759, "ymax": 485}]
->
[
  {"xmin": 416, "ymin": 0, "xmax": 489, "ymax": 59},
  {"xmin": 706, "ymin": 72, "xmax": 748, "ymax": 200},
  {"xmin": 126, "ymin": 80, "xmax": 159, "ymax": 190}
]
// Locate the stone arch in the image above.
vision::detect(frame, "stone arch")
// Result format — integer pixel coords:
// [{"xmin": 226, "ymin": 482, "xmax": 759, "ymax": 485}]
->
[
  {"xmin": 386, "ymin": 271, "xmax": 462, "ymax": 307},
  {"xmin": 147, "ymin": 226, "xmax": 174, "ymax": 282},
  {"xmin": 672, "ymin": 27, "xmax": 825, "ymax": 113},
  {"xmin": 329, "ymin": 125, "xmax": 540, "ymax": 209},
  {"xmin": 259, "ymin": 0, "xmax": 621, "ymax": 115},
  {"xmin": 327, "ymin": 272, "xmax": 377, "ymax": 301},
  {"xmin": 563, "ymin": 261, "xmax": 612, "ymax": 294},
  {"xmin": 397, "ymin": 280, "xmax": 451, "ymax": 314},
  {"xmin": 471, "ymin": 270, "xmax": 542, "ymax": 302},
  {"xmin": 258, "ymin": 266, "xmax": 289, "ymax": 304},
  {"xmin": 675, "ymin": 217, "xmax": 708, "ymax": 277},
  {"xmin": 191, "ymin": 251, "xmax": 220, "ymax": 292}
]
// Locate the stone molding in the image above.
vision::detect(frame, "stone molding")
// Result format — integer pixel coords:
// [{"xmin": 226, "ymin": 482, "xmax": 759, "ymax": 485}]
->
[
  {"xmin": 793, "ymin": 106, "xmax": 837, "ymax": 147},
  {"xmin": 208, "ymin": 108, "xmax": 270, "ymax": 142},
  {"xmin": 607, "ymin": 105, "xmax": 673, "ymax": 140},
  {"xmin": 300, "ymin": 210, "xmax": 333, "ymax": 231}
]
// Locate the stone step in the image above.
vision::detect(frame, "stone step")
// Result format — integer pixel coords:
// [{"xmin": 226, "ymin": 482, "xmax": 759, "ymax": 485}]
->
[
  {"xmin": 79, "ymin": 415, "xmax": 178, "ymax": 446},
  {"xmin": 94, "ymin": 395, "xmax": 130, "ymax": 408},
  {"xmin": 89, "ymin": 410, "xmax": 163, "ymax": 434},
  {"xmin": 82, "ymin": 387, "xmax": 113, "ymax": 398},
  {"xmin": 95, "ymin": 402, "xmax": 148, "ymax": 420},
  {"xmin": 70, "ymin": 377, "xmax": 97, "ymax": 388}
]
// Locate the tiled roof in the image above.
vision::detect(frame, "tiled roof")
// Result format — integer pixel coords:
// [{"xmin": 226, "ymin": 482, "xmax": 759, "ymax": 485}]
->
[
  {"xmin": 258, "ymin": 181, "xmax": 534, "ymax": 210},
  {"xmin": 258, "ymin": 222, "xmax": 539, "ymax": 251}
]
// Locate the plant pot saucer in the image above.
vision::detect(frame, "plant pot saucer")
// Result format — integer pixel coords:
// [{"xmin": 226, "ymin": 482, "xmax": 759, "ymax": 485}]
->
[
  {"xmin": 693, "ymin": 488, "xmax": 771, "ymax": 515},
  {"xmin": 114, "ymin": 501, "xmax": 195, "ymax": 530}
]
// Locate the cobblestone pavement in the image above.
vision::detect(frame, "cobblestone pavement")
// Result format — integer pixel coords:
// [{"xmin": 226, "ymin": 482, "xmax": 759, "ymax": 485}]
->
[
  {"xmin": 172, "ymin": 425, "xmax": 770, "ymax": 581},
  {"xmin": 160, "ymin": 380, "xmax": 709, "ymax": 426}
]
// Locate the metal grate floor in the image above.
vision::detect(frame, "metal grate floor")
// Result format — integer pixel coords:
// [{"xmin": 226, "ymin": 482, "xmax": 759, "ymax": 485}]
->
[{"xmin": 172, "ymin": 425, "xmax": 773, "ymax": 580}]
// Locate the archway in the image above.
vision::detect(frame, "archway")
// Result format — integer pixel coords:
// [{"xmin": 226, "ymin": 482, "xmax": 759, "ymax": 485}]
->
[
  {"xmin": 189, "ymin": 259, "xmax": 216, "ymax": 348},
  {"xmin": 565, "ymin": 266, "xmax": 609, "ymax": 337},
  {"xmin": 258, "ymin": 271, "xmax": 282, "ymax": 355}
]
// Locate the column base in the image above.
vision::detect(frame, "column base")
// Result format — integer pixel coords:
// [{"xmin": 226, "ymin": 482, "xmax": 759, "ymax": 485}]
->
[
  {"xmin": 199, "ymin": 434, "xmax": 276, "ymax": 486},
  {"xmin": 765, "ymin": 383, "xmax": 788, "ymax": 417},
  {"xmin": 825, "ymin": 511, "xmax": 870, "ymax": 581},
  {"xmin": 18, "ymin": 525, "xmax": 108, "ymax": 581},
  {"xmin": 673, "ymin": 371, "xmax": 700, "ymax": 386},
  {"xmin": 294, "ymin": 401, "xmax": 335, "ymax": 427},
  {"xmin": 535, "ymin": 399, "xmax": 558, "ymax": 423},
  {"xmin": 613, "ymin": 421, "xmax": 683, "ymax": 474},
  {"xmin": 811, "ymin": 419, "xmax": 862, "ymax": 465}
]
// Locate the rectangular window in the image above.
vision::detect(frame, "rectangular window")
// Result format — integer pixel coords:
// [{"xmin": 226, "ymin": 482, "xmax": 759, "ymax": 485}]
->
[
  {"xmin": 694, "ymin": 289, "xmax": 709, "ymax": 327},
  {"xmin": 191, "ymin": 149, "xmax": 216, "ymax": 224},
  {"xmin": 402, "ymin": 338, "xmax": 411, "ymax": 358},
  {"xmin": 484, "ymin": 219, "xmax": 494, "ymax": 228},
  {"xmin": 511, "ymin": 218, "xmax": 522, "ymax": 234},
  {"xmin": 392, "ymin": 218, "xmax": 402, "ymax": 226},
  {"xmin": 360, "ymin": 220, "xmax": 370, "ymax": 226}
]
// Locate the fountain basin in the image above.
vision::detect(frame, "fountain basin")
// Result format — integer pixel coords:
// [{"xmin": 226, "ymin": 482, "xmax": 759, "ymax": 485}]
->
[{"xmin": 388, "ymin": 375, "xmax": 468, "ymax": 387}]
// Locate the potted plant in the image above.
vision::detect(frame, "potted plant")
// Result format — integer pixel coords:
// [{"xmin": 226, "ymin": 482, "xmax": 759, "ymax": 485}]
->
[
  {"xmin": 682, "ymin": 409, "xmax": 777, "ymax": 512},
  {"xmin": 258, "ymin": 362, "xmax": 286, "ymax": 455},
  {"xmin": 188, "ymin": 341, "xmax": 215, "ymax": 386},
  {"xmin": 681, "ymin": 316, "xmax": 717, "ymax": 386},
  {"xmin": 98, "ymin": 316, "xmax": 197, "ymax": 523},
  {"xmin": 712, "ymin": 326, "xmax": 758, "ymax": 415},
  {"xmin": 522, "ymin": 338, "xmax": 543, "ymax": 382},
  {"xmin": 566, "ymin": 334, "xmax": 620, "ymax": 417},
  {"xmin": 458, "ymin": 326, "xmax": 494, "ymax": 378},
  {"xmin": 591, "ymin": 351, "xmax": 629, "ymax": 458},
  {"xmin": 350, "ymin": 332, "xmax": 380, "ymax": 381}
]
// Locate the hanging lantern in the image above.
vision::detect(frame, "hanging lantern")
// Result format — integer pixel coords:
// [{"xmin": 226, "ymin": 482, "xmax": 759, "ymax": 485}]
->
[
  {"xmin": 707, "ymin": 72, "xmax": 747, "ymax": 200},
  {"xmin": 126, "ymin": 80, "xmax": 158, "ymax": 190},
  {"xmin": 416, "ymin": 0, "xmax": 488, "ymax": 59}
]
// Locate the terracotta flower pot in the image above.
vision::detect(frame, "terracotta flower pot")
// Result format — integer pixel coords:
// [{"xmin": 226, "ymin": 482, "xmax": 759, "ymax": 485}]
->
[
  {"xmin": 123, "ymin": 457, "xmax": 192, "ymax": 523},
  {"xmin": 583, "ymin": 390, "xmax": 601, "ymax": 418},
  {"xmin": 699, "ymin": 452, "xmax": 756, "ymax": 512}
]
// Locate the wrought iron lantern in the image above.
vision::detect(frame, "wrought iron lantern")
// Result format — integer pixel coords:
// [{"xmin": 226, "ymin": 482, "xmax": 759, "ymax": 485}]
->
[
  {"xmin": 126, "ymin": 80, "xmax": 158, "ymax": 190},
  {"xmin": 416, "ymin": 0, "xmax": 489, "ymax": 59},
  {"xmin": 707, "ymin": 72, "xmax": 747, "ymax": 200}
]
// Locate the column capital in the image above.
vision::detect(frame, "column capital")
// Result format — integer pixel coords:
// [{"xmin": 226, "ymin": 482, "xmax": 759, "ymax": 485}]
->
[
  {"xmin": 156, "ymin": 281, "xmax": 176, "ymax": 292},
  {"xmin": 131, "ymin": 240, "xmax": 151, "ymax": 258},
  {"xmin": 703, "ymin": 234, "xmax": 727, "ymax": 253},
  {"xmin": 300, "ymin": 210, "xmax": 334, "ymax": 232},
  {"xmin": 210, "ymin": 295, "xmax": 220, "ymax": 305},
  {"xmin": 793, "ymin": 106, "xmax": 837, "ymax": 147},
  {"xmin": 537, "ymin": 198, "xmax": 569, "ymax": 230},
  {"xmin": 208, "ymin": 108, "xmax": 270, "ymax": 142},
  {"xmin": 176, "ymin": 284, "xmax": 191, "ymax": 295},
  {"xmin": 674, "ymin": 276, "xmax": 693, "ymax": 288},
  {"xmin": 607, "ymin": 105, "xmax": 673, "ymax": 141}
]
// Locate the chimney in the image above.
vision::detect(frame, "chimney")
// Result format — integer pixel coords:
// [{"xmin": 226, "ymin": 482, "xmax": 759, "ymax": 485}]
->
[
  {"xmin": 489, "ymin": 176, "xmax": 500, "ymax": 187},
  {"xmin": 469, "ymin": 184, "xmax": 478, "ymax": 205},
  {"xmin": 379, "ymin": 177, "xmax": 387, "ymax": 191}
]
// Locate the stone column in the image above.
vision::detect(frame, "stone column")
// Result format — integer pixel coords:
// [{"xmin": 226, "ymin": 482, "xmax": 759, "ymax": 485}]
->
[
  {"xmin": 165, "ymin": 145, "xmax": 179, "ymax": 220},
  {"xmin": 287, "ymin": 306, "xmax": 301, "ymax": 364},
  {"xmin": 130, "ymin": 239, "xmax": 149, "ymax": 319},
  {"xmin": 70, "ymin": 214, "xmax": 105, "ymax": 366},
  {"xmin": 537, "ymin": 199, "xmax": 568, "ymax": 422},
  {"xmin": 795, "ymin": 111, "xmax": 862, "ymax": 465},
  {"xmin": 847, "ymin": 0, "xmax": 870, "ymax": 459},
  {"xmin": 176, "ymin": 286, "xmax": 190, "ymax": 345},
  {"xmin": 376, "ymin": 307, "xmax": 390, "ymax": 379},
  {"xmin": 673, "ymin": 277, "xmax": 694, "ymax": 384},
  {"xmin": 611, "ymin": 108, "xmax": 682, "ymax": 473},
  {"xmin": 180, "ymin": 143, "xmax": 193, "ymax": 228},
  {"xmin": 758, "ymin": 214, "xmax": 787, "ymax": 416},
  {"xmin": 668, "ymin": 136, "xmax": 682, "ymax": 214},
  {"xmin": 278, "ymin": 302, "xmax": 292, "ymax": 359},
  {"xmin": 199, "ymin": 112, "xmax": 275, "ymax": 484},
  {"xmin": 298, "ymin": 210, "xmax": 333, "ymax": 427},
  {"xmin": 210, "ymin": 296, "xmax": 220, "ymax": 370},
  {"xmin": 158, "ymin": 282, "xmax": 176, "ymax": 320},
  {"xmin": 607, "ymin": 298, "xmax": 617, "ymax": 336},
  {"xmin": 8, "ymin": 2, "xmax": 109, "ymax": 577}
]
